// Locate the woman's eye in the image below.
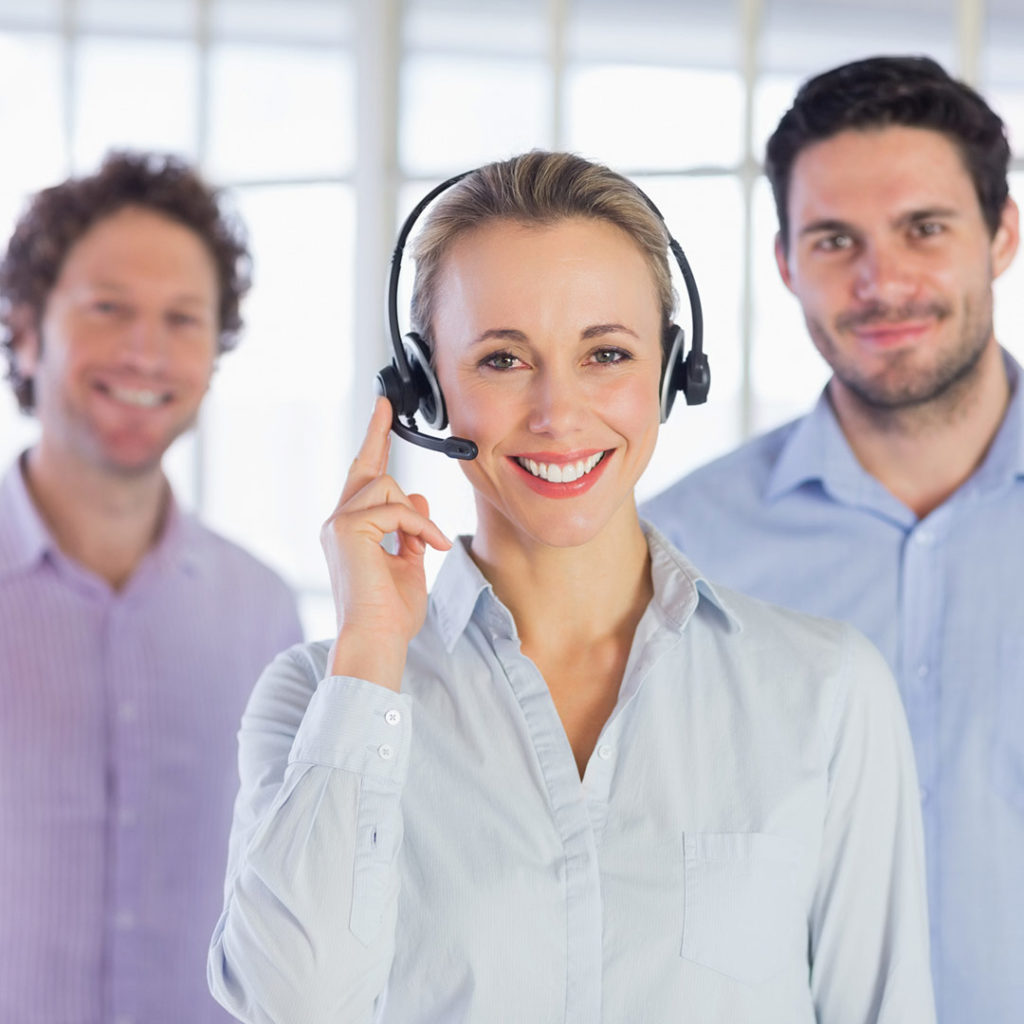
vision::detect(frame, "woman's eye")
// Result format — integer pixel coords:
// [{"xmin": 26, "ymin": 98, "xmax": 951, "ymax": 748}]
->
[
  {"xmin": 591, "ymin": 347, "xmax": 630, "ymax": 365},
  {"xmin": 481, "ymin": 351, "xmax": 522, "ymax": 370}
]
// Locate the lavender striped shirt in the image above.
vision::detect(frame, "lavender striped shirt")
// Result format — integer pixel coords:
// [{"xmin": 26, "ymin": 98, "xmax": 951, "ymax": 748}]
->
[{"xmin": 0, "ymin": 457, "xmax": 303, "ymax": 1024}]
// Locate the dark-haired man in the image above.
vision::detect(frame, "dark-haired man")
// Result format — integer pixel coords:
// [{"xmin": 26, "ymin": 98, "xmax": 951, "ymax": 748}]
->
[
  {"xmin": 0, "ymin": 152, "xmax": 303, "ymax": 1023},
  {"xmin": 643, "ymin": 56, "xmax": 1022, "ymax": 1022}
]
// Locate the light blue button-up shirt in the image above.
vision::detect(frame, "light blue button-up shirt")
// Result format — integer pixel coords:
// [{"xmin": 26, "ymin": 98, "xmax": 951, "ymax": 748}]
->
[
  {"xmin": 642, "ymin": 351, "xmax": 1024, "ymax": 1024},
  {"xmin": 209, "ymin": 527, "xmax": 933, "ymax": 1023}
]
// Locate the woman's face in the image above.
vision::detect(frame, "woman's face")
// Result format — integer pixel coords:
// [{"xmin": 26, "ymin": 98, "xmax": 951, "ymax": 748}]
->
[{"xmin": 432, "ymin": 215, "xmax": 664, "ymax": 550}]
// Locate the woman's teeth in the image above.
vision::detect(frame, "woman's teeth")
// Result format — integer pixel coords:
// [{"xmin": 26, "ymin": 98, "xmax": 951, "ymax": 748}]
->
[{"xmin": 517, "ymin": 451, "xmax": 605, "ymax": 483}]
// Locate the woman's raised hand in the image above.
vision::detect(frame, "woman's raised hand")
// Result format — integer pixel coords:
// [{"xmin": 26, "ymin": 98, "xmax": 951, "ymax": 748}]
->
[{"xmin": 320, "ymin": 396, "xmax": 452, "ymax": 691}]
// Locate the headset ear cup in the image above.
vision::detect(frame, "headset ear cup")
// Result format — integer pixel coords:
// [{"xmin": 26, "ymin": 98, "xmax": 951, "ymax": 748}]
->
[
  {"xmin": 660, "ymin": 324, "xmax": 687, "ymax": 423},
  {"xmin": 374, "ymin": 362, "xmax": 409, "ymax": 415},
  {"xmin": 682, "ymin": 349, "xmax": 711, "ymax": 406},
  {"xmin": 404, "ymin": 332, "xmax": 447, "ymax": 430}
]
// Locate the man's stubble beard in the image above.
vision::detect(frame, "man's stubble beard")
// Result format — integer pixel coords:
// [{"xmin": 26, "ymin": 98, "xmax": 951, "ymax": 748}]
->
[{"xmin": 807, "ymin": 291, "xmax": 995, "ymax": 425}]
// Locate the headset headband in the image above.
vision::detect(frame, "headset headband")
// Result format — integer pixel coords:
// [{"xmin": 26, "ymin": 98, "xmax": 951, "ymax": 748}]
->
[{"xmin": 376, "ymin": 162, "xmax": 709, "ymax": 461}]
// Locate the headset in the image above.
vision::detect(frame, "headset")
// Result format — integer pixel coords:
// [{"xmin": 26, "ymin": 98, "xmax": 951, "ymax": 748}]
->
[{"xmin": 375, "ymin": 167, "xmax": 710, "ymax": 461}]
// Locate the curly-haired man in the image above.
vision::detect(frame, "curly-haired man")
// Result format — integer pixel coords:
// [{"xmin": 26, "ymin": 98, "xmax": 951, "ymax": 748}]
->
[{"xmin": 0, "ymin": 152, "xmax": 303, "ymax": 1023}]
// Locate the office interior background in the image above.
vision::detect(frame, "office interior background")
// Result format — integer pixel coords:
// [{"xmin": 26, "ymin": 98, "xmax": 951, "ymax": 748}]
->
[{"xmin": 0, "ymin": 0, "xmax": 1021, "ymax": 636}]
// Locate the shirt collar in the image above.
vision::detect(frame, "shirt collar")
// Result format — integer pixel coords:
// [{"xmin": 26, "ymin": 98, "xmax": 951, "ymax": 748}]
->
[
  {"xmin": 764, "ymin": 390, "xmax": 901, "ymax": 515},
  {"xmin": 971, "ymin": 350, "xmax": 1024, "ymax": 490},
  {"xmin": 0, "ymin": 454, "xmax": 199, "ymax": 587},
  {"xmin": 430, "ymin": 538, "xmax": 501, "ymax": 653},
  {"xmin": 764, "ymin": 348, "xmax": 1024, "ymax": 514},
  {"xmin": 0, "ymin": 455, "xmax": 52, "ymax": 579},
  {"xmin": 429, "ymin": 525, "xmax": 740, "ymax": 654}
]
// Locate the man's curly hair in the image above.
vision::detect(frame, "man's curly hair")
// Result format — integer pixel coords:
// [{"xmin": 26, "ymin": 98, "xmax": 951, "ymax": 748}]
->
[{"xmin": 0, "ymin": 150, "xmax": 252, "ymax": 412}]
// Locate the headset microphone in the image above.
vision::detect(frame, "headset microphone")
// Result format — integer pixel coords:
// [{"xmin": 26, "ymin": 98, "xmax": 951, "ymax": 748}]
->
[
  {"xmin": 376, "ymin": 164, "xmax": 709, "ymax": 460},
  {"xmin": 379, "ymin": 408, "xmax": 478, "ymax": 460}
]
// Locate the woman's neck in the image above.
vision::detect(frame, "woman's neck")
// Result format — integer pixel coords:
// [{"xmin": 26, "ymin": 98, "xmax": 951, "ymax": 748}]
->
[{"xmin": 469, "ymin": 502, "xmax": 653, "ymax": 654}]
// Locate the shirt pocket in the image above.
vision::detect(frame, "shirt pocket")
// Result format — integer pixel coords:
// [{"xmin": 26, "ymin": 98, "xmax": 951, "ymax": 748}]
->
[
  {"xmin": 680, "ymin": 831, "xmax": 803, "ymax": 984},
  {"xmin": 350, "ymin": 779, "xmax": 404, "ymax": 946},
  {"xmin": 991, "ymin": 636, "xmax": 1024, "ymax": 815}
]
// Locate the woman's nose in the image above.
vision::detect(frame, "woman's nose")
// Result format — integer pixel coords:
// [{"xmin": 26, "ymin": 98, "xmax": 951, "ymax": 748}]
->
[{"xmin": 525, "ymin": 368, "xmax": 586, "ymax": 436}]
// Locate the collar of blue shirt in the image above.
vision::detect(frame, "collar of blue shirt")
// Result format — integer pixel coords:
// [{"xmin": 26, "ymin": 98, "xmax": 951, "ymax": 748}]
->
[
  {"xmin": 429, "ymin": 524, "xmax": 741, "ymax": 655},
  {"xmin": 765, "ymin": 347, "xmax": 1024, "ymax": 515}
]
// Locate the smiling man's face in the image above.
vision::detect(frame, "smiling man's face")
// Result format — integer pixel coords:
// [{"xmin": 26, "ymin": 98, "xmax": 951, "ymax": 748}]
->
[
  {"xmin": 777, "ymin": 124, "xmax": 1018, "ymax": 414},
  {"xmin": 18, "ymin": 204, "xmax": 220, "ymax": 478}
]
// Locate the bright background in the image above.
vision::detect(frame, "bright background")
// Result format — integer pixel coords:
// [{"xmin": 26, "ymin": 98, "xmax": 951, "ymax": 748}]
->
[{"xmin": 1, "ymin": 0, "xmax": 1022, "ymax": 637}]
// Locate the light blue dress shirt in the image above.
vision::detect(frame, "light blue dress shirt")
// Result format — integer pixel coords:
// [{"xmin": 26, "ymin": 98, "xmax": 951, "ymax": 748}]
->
[
  {"xmin": 209, "ymin": 527, "xmax": 933, "ymax": 1023},
  {"xmin": 642, "ymin": 350, "xmax": 1024, "ymax": 1024}
]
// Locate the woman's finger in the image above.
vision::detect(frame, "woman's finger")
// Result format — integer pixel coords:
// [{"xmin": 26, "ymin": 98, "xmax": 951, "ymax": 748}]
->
[
  {"xmin": 323, "ymin": 499, "xmax": 451, "ymax": 554},
  {"xmin": 338, "ymin": 396, "xmax": 394, "ymax": 506}
]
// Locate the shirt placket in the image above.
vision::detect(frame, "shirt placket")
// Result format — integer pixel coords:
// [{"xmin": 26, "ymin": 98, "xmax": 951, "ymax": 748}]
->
[
  {"xmin": 104, "ymin": 595, "xmax": 148, "ymax": 1024},
  {"xmin": 486, "ymin": 610, "xmax": 604, "ymax": 1024},
  {"xmin": 898, "ymin": 510, "xmax": 949, "ymax": 985}
]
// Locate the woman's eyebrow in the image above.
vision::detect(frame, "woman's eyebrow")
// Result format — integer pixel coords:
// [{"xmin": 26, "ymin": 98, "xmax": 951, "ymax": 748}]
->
[
  {"xmin": 581, "ymin": 323, "xmax": 638, "ymax": 340},
  {"xmin": 470, "ymin": 327, "xmax": 528, "ymax": 347}
]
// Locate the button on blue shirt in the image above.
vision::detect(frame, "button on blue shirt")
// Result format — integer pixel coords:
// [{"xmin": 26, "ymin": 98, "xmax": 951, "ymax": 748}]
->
[
  {"xmin": 642, "ymin": 349, "xmax": 1024, "ymax": 1024},
  {"xmin": 209, "ymin": 528, "xmax": 933, "ymax": 1023}
]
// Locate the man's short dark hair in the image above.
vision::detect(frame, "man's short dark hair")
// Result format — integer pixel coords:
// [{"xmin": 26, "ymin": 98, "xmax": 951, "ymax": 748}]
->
[
  {"xmin": 0, "ymin": 150, "xmax": 251, "ymax": 412},
  {"xmin": 766, "ymin": 55, "xmax": 1011, "ymax": 252}
]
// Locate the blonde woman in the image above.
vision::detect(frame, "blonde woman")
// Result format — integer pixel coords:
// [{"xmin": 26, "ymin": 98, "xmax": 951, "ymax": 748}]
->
[{"xmin": 209, "ymin": 152, "xmax": 934, "ymax": 1023}]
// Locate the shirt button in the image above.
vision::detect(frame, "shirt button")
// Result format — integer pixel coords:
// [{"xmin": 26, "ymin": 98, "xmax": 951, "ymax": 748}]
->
[
  {"xmin": 915, "ymin": 529, "xmax": 934, "ymax": 545},
  {"xmin": 384, "ymin": 709, "xmax": 402, "ymax": 726},
  {"xmin": 597, "ymin": 744, "xmax": 613, "ymax": 760},
  {"xmin": 919, "ymin": 786, "xmax": 930, "ymax": 805},
  {"xmin": 377, "ymin": 744, "xmax": 394, "ymax": 760},
  {"xmin": 917, "ymin": 664, "xmax": 929, "ymax": 678}
]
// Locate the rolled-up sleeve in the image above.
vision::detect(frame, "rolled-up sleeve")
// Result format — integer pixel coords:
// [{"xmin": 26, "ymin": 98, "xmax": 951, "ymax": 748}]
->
[
  {"xmin": 208, "ymin": 644, "xmax": 412, "ymax": 1024},
  {"xmin": 810, "ymin": 626, "xmax": 936, "ymax": 1024}
]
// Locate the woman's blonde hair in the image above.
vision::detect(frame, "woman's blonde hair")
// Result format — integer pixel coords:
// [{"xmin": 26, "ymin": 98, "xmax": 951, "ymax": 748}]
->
[{"xmin": 409, "ymin": 151, "xmax": 675, "ymax": 349}]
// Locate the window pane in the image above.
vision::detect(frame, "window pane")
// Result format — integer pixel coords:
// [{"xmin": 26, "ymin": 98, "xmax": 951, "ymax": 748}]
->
[
  {"xmin": 198, "ymin": 183, "xmax": 354, "ymax": 595},
  {"xmin": 207, "ymin": 43, "xmax": 354, "ymax": 180},
  {"xmin": 404, "ymin": 0, "xmax": 546, "ymax": 56},
  {"xmin": 984, "ymin": 0, "xmax": 1024, "ymax": 157},
  {"xmin": 211, "ymin": 0, "xmax": 352, "ymax": 44},
  {"xmin": 567, "ymin": 67, "xmax": 743, "ymax": 171},
  {"xmin": 567, "ymin": 0, "xmax": 743, "ymax": 170},
  {"xmin": 0, "ymin": 0, "xmax": 60, "ymax": 29},
  {"xmin": 750, "ymin": 176, "xmax": 829, "ymax": 433},
  {"xmin": 73, "ymin": 37, "xmax": 198, "ymax": 169},
  {"xmin": 0, "ymin": 33, "xmax": 65, "ymax": 190},
  {"xmin": 757, "ymin": 0, "xmax": 958, "ymax": 158},
  {"xmin": 0, "ymin": 32, "xmax": 63, "ymax": 476},
  {"xmin": 401, "ymin": 0, "xmax": 549, "ymax": 175},
  {"xmin": 78, "ymin": 0, "xmax": 195, "ymax": 35},
  {"xmin": 400, "ymin": 55, "xmax": 550, "ymax": 175},
  {"xmin": 568, "ymin": 0, "xmax": 740, "ymax": 66}
]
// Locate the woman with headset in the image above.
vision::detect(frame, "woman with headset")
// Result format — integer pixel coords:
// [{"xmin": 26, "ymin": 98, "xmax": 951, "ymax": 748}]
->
[{"xmin": 209, "ymin": 152, "xmax": 934, "ymax": 1023}]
